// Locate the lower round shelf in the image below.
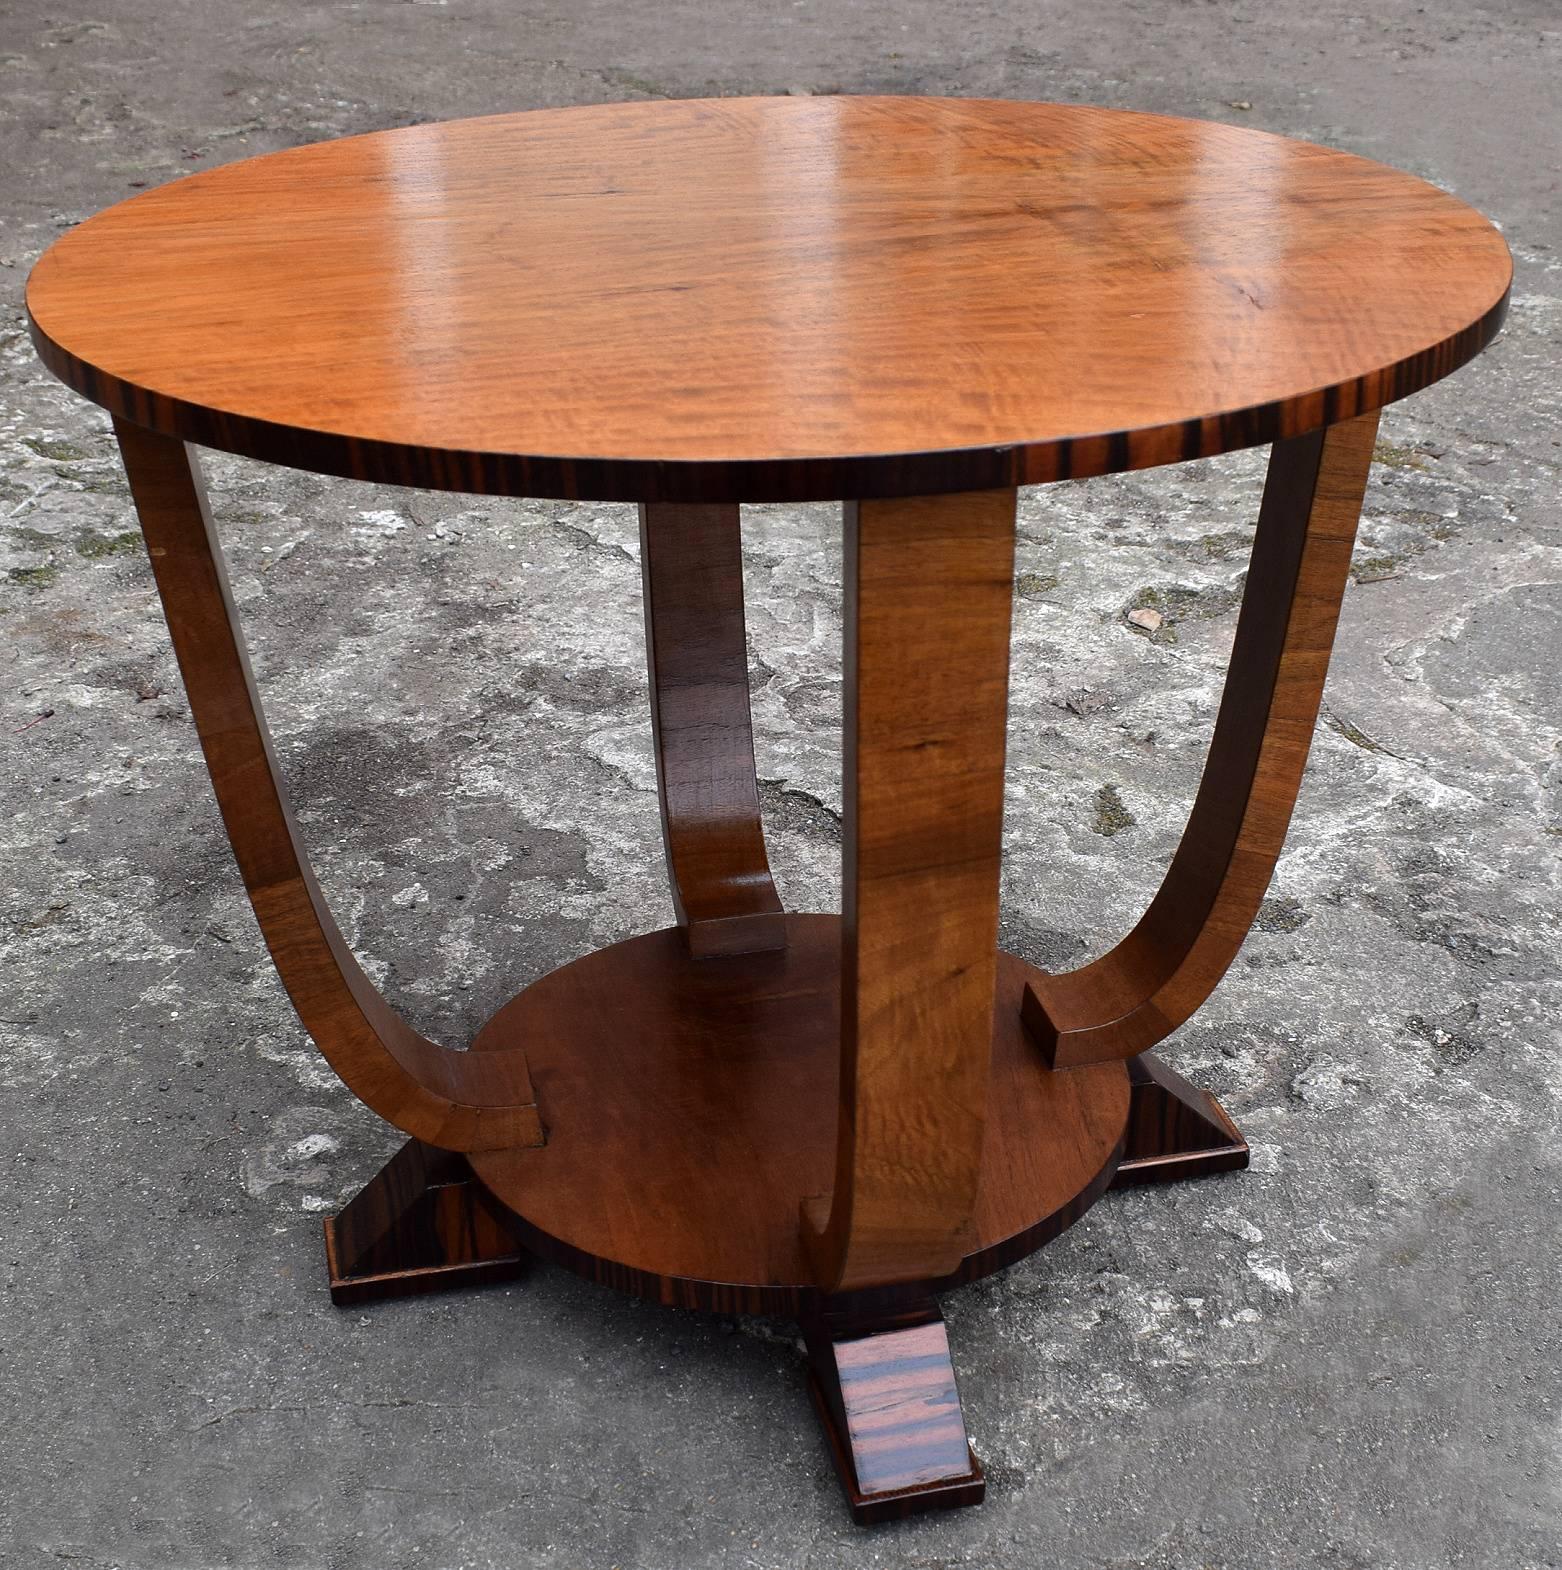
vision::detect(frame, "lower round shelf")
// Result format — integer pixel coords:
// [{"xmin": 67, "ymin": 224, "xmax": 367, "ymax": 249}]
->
[{"xmin": 468, "ymin": 913, "xmax": 1130, "ymax": 1313}]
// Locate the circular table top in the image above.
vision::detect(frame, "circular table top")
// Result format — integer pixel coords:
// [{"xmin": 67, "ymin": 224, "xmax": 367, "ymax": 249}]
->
[{"xmin": 28, "ymin": 97, "xmax": 1510, "ymax": 504}]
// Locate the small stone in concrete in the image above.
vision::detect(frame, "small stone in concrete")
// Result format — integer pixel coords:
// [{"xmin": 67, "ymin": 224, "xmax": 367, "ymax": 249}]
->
[{"xmin": 1127, "ymin": 605, "xmax": 1164, "ymax": 632}]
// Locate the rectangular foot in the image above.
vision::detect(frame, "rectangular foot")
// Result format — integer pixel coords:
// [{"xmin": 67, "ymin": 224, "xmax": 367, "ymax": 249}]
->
[
  {"xmin": 323, "ymin": 1215, "xmax": 529, "ymax": 1307},
  {"xmin": 1112, "ymin": 1051, "xmax": 1249, "ymax": 1188},
  {"xmin": 803, "ymin": 1306, "xmax": 985, "ymax": 1525},
  {"xmin": 324, "ymin": 1139, "xmax": 530, "ymax": 1306}
]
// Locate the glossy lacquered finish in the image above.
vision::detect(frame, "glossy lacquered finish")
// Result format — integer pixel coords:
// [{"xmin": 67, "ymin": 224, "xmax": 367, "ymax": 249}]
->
[
  {"xmin": 806, "ymin": 489, "xmax": 1017, "ymax": 1293},
  {"xmin": 1111, "ymin": 1053, "xmax": 1249, "ymax": 1187},
  {"xmin": 330, "ymin": 1047, "xmax": 1245, "ymax": 1515},
  {"xmin": 113, "ymin": 419, "xmax": 544, "ymax": 1152},
  {"xmin": 639, "ymin": 501, "xmax": 786, "ymax": 956},
  {"xmin": 1023, "ymin": 411, "xmax": 1381, "ymax": 1068},
  {"xmin": 28, "ymin": 97, "xmax": 1509, "ymax": 503},
  {"xmin": 323, "ymin": 1139, "xmax": 529, "ymax": 1306},
  {"xmin": 804, "ymin": 1305, "xmax": 985, "ymax": 1523},
  {"xmin": 28, "ymin": 96, "xmax": 1510, "ymax": 1526},
  {"xmin": 466, "ymin": 915, "xmax": 1129, "ymax": 1316}
]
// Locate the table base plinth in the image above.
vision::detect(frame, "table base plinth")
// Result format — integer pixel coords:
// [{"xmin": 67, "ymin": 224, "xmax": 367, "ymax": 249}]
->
[
  {"xmin": 320, "ymin": 912, "xmax": 1247, "ymax": 1521},
  {"xmin": 463, "ymin": 913, "xmax": 1129, "ymax": 1315}
]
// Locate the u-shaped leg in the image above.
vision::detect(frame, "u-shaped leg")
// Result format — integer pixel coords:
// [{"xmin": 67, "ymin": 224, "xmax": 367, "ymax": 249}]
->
[
  {"xmin": 1024, "ymin": 412, "xmax": 1380, "ymax": 1069},
  {"xmin": 114, "ymin": 418, "xmax": 543, "ymax": 1152},
  {"xmin": 640, "ymin": 502, "xmax": 785, "ymax": 957},
  {"xmin": 804, "ymin": 488, "xmax": 1018, "ymax": 1295}
]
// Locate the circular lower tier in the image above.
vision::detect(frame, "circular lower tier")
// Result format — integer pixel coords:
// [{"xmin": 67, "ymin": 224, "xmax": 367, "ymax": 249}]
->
[{"xmin": 468, "ymin": 914, "xmax": 1129, "ymax": 1313}]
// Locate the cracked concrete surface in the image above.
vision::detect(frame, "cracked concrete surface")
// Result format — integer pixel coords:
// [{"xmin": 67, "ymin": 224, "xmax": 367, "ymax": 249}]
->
[{"xmin": 2, "ymin": 2, "xmax": 1559, "ymax": 1567}]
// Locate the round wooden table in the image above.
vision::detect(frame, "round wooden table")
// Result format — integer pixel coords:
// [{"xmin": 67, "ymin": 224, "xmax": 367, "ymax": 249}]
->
[{"xmin": 27, "ymin": 97, "xmax": 1510, "ymax": 1524}]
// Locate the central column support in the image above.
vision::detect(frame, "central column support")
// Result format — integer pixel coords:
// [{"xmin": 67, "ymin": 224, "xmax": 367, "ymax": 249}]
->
[{"xmin": 804, "ymin": 488, "xmax": 1018, "ymax": 1295}]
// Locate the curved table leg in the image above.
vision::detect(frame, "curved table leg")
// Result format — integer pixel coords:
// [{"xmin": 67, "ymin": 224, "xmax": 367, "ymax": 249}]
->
[
  {"xmin": 804, "ymin": 488, "xmax": 1018, "ymax": 1294},
  {"xmin": 114, "ymin": 418, "xmax": 543, "ymax": 1152},
  {"xmin": 1023, "ymin": 411, "xmax": 1380, "ymax": 1069},
  {"xmin": 640, "ymin": 502, "xmax": 785, "ymax": 957}
]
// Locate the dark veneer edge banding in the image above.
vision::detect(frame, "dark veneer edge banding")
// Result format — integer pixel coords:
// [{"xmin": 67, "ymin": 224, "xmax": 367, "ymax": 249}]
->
[
  {"xmin": 802, "ymin": 1306, "xmax": 985, "ymax": 1524},
  {"xmin": 323, "ymin": 1140, "xmax": 531, "ymax": 1306},
  {"xmin": 1110, "ymin": 1054, "xmax": 1250, "ymax": 1188},
  {"xmin": 467, "ymin": 1127, "xmax": 1123, "ymax": 1319},
  {"xmin": 29, "ymin": 296, "xmax": 1505, "ymax": 506}
]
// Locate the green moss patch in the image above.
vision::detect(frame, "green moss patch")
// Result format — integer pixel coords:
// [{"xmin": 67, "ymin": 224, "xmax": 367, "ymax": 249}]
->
[
  {"xmin": 74, "ymin": 529, "xmax": 142, "ymax": 560},
  {"xmin": 20, "ymin": 436, "xmax": 89, "ymax": 462},
  {"xmin": 1372, "ymin": 440, "xmax": 1430, "ymax": 471},
  {"xmin": 53, "ymin": 464, "xmax": 130, "ymax": 496},
  {"xmin": 1167, "ymin": 529, "xmax": 1251, "ymax": 563},
  {"xmin": 1350, "ymin": 510, "xmax": 1462, "ymax": 585},
  {"xmin": 1091, "ymin": 783, "xmax": 1135, "ymax": 837},
  {"xmin": 1124, "ymin": 580, "xmax": 1243, "ymax": 643},
  {"xmin": 1256, "ymin": 896, "xmax": 1311, "ymax": 934},
  {"xmin": 7, "ymin": 563, "xmax": 61, "ymax": 589},
  {"xmin": 1324, "ymin": 712, "xmax": 1396, "ymax": 755},
  {"xmin": 1016, "ymin": 570, "xmax": 1060, "ymax": 598},
  {"xmin": 1351, "ymin": 554, "xmax": 1403, "ymax": 584}
]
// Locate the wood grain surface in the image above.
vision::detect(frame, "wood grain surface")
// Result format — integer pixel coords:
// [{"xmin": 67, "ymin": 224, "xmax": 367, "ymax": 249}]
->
[
  {"xmin": 322, "ymin": 1139, "xmax": 531, "ymax": 1306},
  {"xmin": 804, "ymin": 1307, "xmax": 985, "ymax": 1523},
  {"xmin": 639, "ymin": 501, "xmax": 786, "ymax": 956},
  {"xmin": 114, "ymin": 419, "xmax": 544, "ymax": 1151},
  {"xmin": 466, "ymin": 915, "xmax": 1130, "ymax": 1315},
  {"xmin": 805, "ymin": 489, "xmax": 1017, "ymax": 1294},
  {"xmin": 1023, "ymin": 411, "xmax": 1380, "ymax": 1067},
  {"xmin": 30, "ymin": 98, "xmax": 1509, "ymax": 503},
  {"xmin": 1110, "ymin": 1053, "xmax": 1249, "ymax": 1188}
]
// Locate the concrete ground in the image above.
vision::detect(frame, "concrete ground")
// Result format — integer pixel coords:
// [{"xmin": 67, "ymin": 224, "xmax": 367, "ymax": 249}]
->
[{"xmin": 2, "ymin": 2, "xmax": 1560, "ymax": 1566}]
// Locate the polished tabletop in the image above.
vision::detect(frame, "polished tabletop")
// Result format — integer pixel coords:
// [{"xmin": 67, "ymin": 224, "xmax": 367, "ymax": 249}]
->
[{"xmin": 27, "ymin": 96, "xmax": 1510, "ymax": 502}]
